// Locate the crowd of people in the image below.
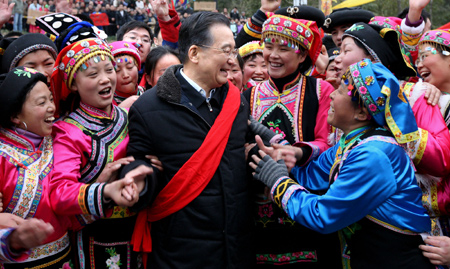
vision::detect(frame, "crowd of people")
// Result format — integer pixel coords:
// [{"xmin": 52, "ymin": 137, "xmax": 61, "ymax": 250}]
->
[{"xmin": 0, "ymin": 0, "xmax": 450, "ymax": 268}]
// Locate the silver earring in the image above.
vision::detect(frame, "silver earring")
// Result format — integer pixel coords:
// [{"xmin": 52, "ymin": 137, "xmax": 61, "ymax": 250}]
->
[{"xmin": 14, "ymin": 122, "xmax": 27, "ymax": 136}]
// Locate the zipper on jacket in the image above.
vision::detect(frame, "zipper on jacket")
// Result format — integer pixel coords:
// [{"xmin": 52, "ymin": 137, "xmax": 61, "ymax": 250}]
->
[
  {"xmin": 206, "ymin": 101, "xmax": 213, "ymax": 112},
  {"xmin": 167, "ymin": 101, "xmax": 212, "ymax": 128}
]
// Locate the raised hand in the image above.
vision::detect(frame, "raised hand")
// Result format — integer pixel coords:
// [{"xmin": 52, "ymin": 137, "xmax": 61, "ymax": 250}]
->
[
  {"xmin": 55, "ymin": 0, "xmax": 73, "ymax": 14},
  {"xmin": 408, "ymin": 0, "xmax": 430, "ymax": 23},
  {"xmin": 150, "ymin": 0, "xmax": 170, "ymax": 21},
  {"xmin": 0, "ymin": 0, "xmax": 14, "ymax": 28},
  {"xmin": 260, "ymin": 0, "xmax": 281, "ymax": 13}
]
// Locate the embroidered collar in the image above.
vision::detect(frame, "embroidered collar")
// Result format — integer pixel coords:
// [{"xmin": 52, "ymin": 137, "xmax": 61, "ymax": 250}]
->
[
  {"xmin": 0, "ymin": 128, "xmax": 42, "ymax": 152},
  {"xmin": 79, "ymin": 102, "xmax": 115, "ymax": 119},
  {"xmin": 339, "ymin": 125, "xmax": 373, "ymax": 150},
  {"xmin": 269, "ymin": 71, "xmax": 302, "ymax": 93}
]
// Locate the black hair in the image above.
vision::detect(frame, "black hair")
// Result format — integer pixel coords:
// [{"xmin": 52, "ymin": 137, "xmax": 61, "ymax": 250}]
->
[
  {"xmin": 242, "ymin": 53, "xmax": 262, "ymax": 64},
  {"xmin": 154, "ymin": 23, "xmax": 160, "ymax": 38},
  {"xmin": 397, "ymin": 7, "xmax": 431, "ymax": 23},
  {"xmin": 76, "ymin": 14, "xmax": 94, "ymax": 24},
  {"xmin": 0, "ymin": 80, "xmax": 38, "ymax": 128},
  {"xmin": 236, "ymin": 54, "xmax": 244, "ymax": 71},
  {"xmin": 116, "ymin": 21, "xmax": 154, "ymax": 42},
  {"xmin": 4, "ymin": 31, "xmax": 23, "ymax": 38},
  {"xmin": 178, "ymin": 12, "xmax": 230, "ymax": 63},
  {"xmin": 144, "ymin": 46, "xmax": 180, "ymax": 88}
]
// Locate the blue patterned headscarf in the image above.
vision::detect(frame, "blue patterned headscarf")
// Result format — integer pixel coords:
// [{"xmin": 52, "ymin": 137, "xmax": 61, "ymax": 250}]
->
[{"xmin": 344, "ymin": 59, "xmax": 419, "ymax": 143}]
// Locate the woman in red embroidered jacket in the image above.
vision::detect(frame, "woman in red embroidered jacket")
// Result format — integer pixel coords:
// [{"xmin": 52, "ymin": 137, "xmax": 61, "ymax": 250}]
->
[
  {"xmin": 0, "ymin": 66, "xmax": 139, "ymax": 268},
  {"xmin": 50, "ymin": 38, "xmax": 152, "ymax": 269}
]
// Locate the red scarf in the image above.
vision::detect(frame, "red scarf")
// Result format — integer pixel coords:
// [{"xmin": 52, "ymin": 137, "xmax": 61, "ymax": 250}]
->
[{"xmin": 131, "ymin": 82, "xmax": 241, "ymax": 264}]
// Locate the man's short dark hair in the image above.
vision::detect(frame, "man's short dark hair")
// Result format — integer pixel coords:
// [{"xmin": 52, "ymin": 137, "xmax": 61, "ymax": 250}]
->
[
  {"xmin": 178, "ymin": 11, "xmax": 230, "ymax": 63},
  {"xmin": 116, "ymin": 20, "xmax": 154, "ymax": 41}
]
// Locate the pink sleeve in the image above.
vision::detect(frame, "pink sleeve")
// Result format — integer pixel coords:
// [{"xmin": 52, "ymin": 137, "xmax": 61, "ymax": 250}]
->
[
  {"xmin": 293, "ymin": 79, "xmax": 333, "ymax": 162},
  {"xmin": 411, "ymin": 94, "xmax": 450, "ymax": 177},
  {"xmin": 50, "ymin": 121, "xmax": 107, "ymax": 223}
]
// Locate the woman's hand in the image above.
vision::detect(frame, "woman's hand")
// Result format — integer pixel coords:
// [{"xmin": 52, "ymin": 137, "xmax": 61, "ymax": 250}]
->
[
  {"xmin": 260, "ymin": 0, "xmax": 281, "ymax": 13},
  {"xmin": 9, "ymin": 219, "xmax": 54, "ymax": 251},
  {"xmin": 423, "ymin": 82, "xmax": 441, "ymax": 107},
  {"xmin": 97, "ymin": 156, "xmax": 135, "ymax": 183},
  {"xmin": 145, "ymin": 155, "xmax": 163, "ymax": 171},
  {"xmin": 255, "ymin": 135, "xmax": 298, "ymax": 172},
  {"xmin": 420, "ymin": 236, "xmax": 450, "ymax": 265},
  {"xmin": 0, "ymin": 213, "xmax": 24, "ymax": 229},
  {"xmin": 118, "ymin": 95, "xmax": 139, "ymax": 109}
]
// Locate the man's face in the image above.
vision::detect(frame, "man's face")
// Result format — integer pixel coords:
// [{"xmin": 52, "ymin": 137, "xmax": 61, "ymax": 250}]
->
[
  {"xmin": 122, "ymin": 28, "xmax": 152, "ymax": 63},
  {"xmin": 195, "ymin": 23, "xmax": 236, "ymax": 90},
  {"xmin": 330, "ymin": 24, "xmax": 352, "ymax": 47}
]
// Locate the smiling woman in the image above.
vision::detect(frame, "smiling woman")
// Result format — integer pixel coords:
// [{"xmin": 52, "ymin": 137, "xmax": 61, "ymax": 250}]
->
[
  {"xmin": 241, "ymin": 11, "xmax": 340, "ymax": 267},
  {"xmin": 251, "ymin": 60, "xmax": 433, "ymax": 269},
  {"xmin": 50, "ymin": 38, "xmax": 146, "ymax": 269},
  {"xmin": 1, "ymin": 33, "xmax": 57, "ymax": 85}
]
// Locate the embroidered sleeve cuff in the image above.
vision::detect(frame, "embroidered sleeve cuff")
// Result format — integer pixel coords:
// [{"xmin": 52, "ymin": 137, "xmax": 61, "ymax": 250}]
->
[
  {"xmin": 404, "ymin": 15, "xmax": 424, "ymax": 28},
  {"xmin": 401, "ymin": 17, "xmax": 425, "ymax": 36},
  {"xmin": 270, "ymin": 176, "xmax": 307, "ymax": 212},
  {"xmin": 0, "ymin": 228, "xmax": 30, "ymax": 263},
  {"xmin": 293, "ymin": 141, "xmax": 321, "ymax": 166},
  {"xmin": 251, "ymin": 9, "xmax": 267, "ymax": 28},
  {"xmin": 78, "ymin": 182, "xmax": 107, "ymax": 219}
]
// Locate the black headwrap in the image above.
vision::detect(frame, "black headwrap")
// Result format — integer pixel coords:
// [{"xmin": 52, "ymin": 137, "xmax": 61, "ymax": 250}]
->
[
  {"xmin": 1, "ymin": 33, "xmax": 57, "ymax": 74},
  {"xmin": 342, "ymin": 23, "xmax": 416, "ymax": 78},
  {"xmin": 275, "ymin": 6, "xmax": 325, "ymax": 28},
  {"xmin": 0, "ymin": 67, "xmax": 47, "ymax": 127},
  {"xmin": 323, "ymin": 7, "xmax": 374, "ymax": 33}
]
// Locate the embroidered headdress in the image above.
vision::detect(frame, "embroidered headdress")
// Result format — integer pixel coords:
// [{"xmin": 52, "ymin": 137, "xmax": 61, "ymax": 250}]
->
[
  {"xmin": 418, "ymin": 30, "xmax": 450, "ymax": 52},
  {"xmin": 51, "ymin": 38, "xmax": 114, "ymax": 115},
  {"xmin": 369, "ymin": 16, "xmax": 401, "ymax": 32},
  {"xmin": 238, "ymin": 41, "xmax": 264, "ymax": 59},
  {"xmin": 344, "ymin": 59, "xmax": 419, "ymax": 143},
  {"xmin": 262, "ymin": 15, "xmax": 322, "ymax": 64},
  {"xmin": 1, "ymin": 33, "xmax": 57, "ymax": 73},
  {"xmin": 342, "ymin": 23, "xmax": 416, "ymax": 78},
  {"xmin": 109, "ymin": 41, "xmax": 142, "ymax": 67},
  {"xmin": 36, "ymin": 13, "xmax": 107, "ymax": 52}
]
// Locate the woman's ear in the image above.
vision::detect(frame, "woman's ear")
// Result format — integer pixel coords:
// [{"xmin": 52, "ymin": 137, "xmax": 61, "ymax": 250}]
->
[
  {"xmin": 70, "ymin": 81, "xmax": 78, "ymax": 92},
  {"xmin": 355, "ymin": 105, "xmax": 370, "ymax": 121},
  {"xmin": 145, "ymin": 73, "xmax": 152, "ymax": 86},
  {"xmin": 10, "ymin": 115, "xmax": 21, "ymax": 126}
]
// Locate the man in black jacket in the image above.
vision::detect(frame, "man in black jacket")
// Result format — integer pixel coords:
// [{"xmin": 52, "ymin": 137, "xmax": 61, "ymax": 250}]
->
[
  {"xmin": 115, "ymin": 3, "xmax": 131, "ymax": 29},
  {"xmin": 123, "ymin": 11, "xmax": 254, "ymax": 268}
]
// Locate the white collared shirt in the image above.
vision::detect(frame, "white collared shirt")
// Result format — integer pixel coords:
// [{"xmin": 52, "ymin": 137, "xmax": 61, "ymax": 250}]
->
[{"xmin": 180, "ymin": 68, "xmax": 216, "ymax": 102}]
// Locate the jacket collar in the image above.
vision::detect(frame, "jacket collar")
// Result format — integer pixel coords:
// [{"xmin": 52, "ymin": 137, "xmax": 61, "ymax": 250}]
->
[{"xmin": 156, "ymin": 64, "xmax": 184, "ymax": 103}]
